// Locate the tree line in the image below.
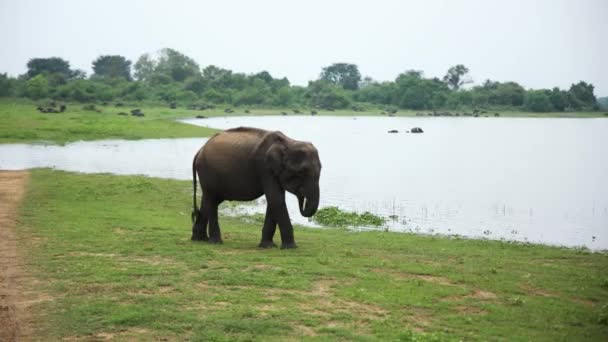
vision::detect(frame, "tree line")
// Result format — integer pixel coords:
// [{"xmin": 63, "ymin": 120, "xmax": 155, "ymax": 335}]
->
[{"xmin": 0, "ymin": 48, "xmax": 601, "ymax": 112}]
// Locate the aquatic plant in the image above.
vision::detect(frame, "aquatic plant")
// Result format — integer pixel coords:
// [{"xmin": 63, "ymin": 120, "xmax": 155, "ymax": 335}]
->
[{"xmin": 312, "ymin": 206, "xmax": 386, "ymax": 227}]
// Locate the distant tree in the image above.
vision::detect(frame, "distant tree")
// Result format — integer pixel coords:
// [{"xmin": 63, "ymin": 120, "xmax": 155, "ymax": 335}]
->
[
  {"xmin": 481, "ymin": 79, "xmax": 499, "ymax": 90},
  {"xmin": 490, "ymin": 82, "xmax": 526, "ymax": 106},
  {"xmin": 202, "ymin": 65, "xmax": 231, "ymax": 82},
  {"xmin": 45, "ymin": 73, "xmax": 68, "ymax": 87},
  {"xmin": 598, "ymin": 96, "xmax": 608, "ymax": 110},
  {"xmin": 443, "ymin": 64, "xmax": 472, "ymax": 90},
  {"xmin": 233, "ymin": 80, "xmax": 271, "ymax": 106},
  {"xmin": 120, "ymin": 81, "xmax": 148, "ymax": 101},
  {"xmin": 70, "ymin": 69, "xmax": 87, "ymax": 80},
  {"xmin": 148, "ymin": 73, "xmax": 173, "ymax": 85},
  {"xmin": 253, "ymin": 71, "xmax": 273, "ymax": 84},
  {"xmin": 471, "ymin": 90, "xmax": 490, "ymax": 107},
  {"xmin": 134, "ymin": 49, "xmax": 200, "ymax": 83},
  {"xmin": 358, "ymin": 76, "xmax": 375, "ymax": 89},
  {"xmin": 353, "ymin": 82, "xmax": 394, "ymax": 105},
  {"xmin": 272, "ymin": 77, "xmax": 290, "ymax": 90},
  {"xmin": 155, "ymin": 48, "xmax": 200, "ymax": 82},
  {"xmin": 320, "ymin": 63, "xmax": 361, "ymax": 90},
  {"xmin": 287, "ymin": 85, "xmax": 308, "ymax": 105},
  {"xmin": 395, "ymin": 71, "xmax": 450, "ymax": 109},
  {"xmin": 274, "ymin": 87, "xmax": 293, "ymax": 107},
  {"xmin": 223, "ymin": 73, "xmax": 248, "ymax": 90},
  {"xmin": 567, "ymin": 81, "xmax": 597, "ymax": 109},
  {"xmin": 305, "ymin": 80, "xmax": 351, "ymax": 109},
  {"xmin": 133, "ymin": 54, "xmax": 156, "ymax": 81},
  {"xmin": 524, "ymin": 90, "xmax": 554, "ymax": 112},
  {"xmin": 59, "ymin": 80, "xmax": 100, "ymax": 102},
  {"xmin": 549, "ymin": 87, "xmax": 569, "ymax": 111},
  {"xmin": 0, "ymin": 73, "xmax": 14, "ymax": 97},
  {"xmin": 26, "ymin": 57, "xmax": 72, "ymax": 79},
  {"xmin": 25, "ymin": 74, "xmax": 49, "ymax": 99},
  {"xmin": 252, "ymin": 71, "xmax": 290, "ymax": 91},
  {"xmin": 92, "ymin": 55, "xmax": 132, "ymax": 80},
  {"xmin": 184, "ymin": 75, "xmax": 207, "ymax": 94},
  {"xmin": 155, "ymin": 84, "xmax": 180, "ymax": 103},
  {"xmin": 202, "ymin": 88, "xmax": 231, "ymax": 104},
  {"xmin": 446, "ymin": 90, "xmax": 473, "ymax": 108}
]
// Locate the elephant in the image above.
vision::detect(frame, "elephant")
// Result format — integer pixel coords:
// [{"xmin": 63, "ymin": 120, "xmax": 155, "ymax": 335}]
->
[{"xmin": 191, "ymin": 127, "xmax": 322, "ymax": 249}]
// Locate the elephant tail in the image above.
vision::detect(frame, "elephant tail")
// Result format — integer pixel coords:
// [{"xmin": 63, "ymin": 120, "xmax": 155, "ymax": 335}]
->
[{"xmin": 191, "ymin": 150, "xmax": 200, "ymax": 223}]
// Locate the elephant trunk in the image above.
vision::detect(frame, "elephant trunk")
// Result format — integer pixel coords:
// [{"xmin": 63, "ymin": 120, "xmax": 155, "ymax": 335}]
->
[{"xmin": 298, "ymin": 185, "xmax": 319, "ymax": 217}]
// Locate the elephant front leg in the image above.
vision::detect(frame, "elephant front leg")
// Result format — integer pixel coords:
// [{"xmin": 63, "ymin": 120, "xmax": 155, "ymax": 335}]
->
[
  {"xmin": 272, "ymin": 199, "xmax": 297, "ymax": 249},
  {"xmin": 263, "ymin": 183, "xmax": 297, "ymax": 249},
  {"xmin": 259, "ymin": 205, "xmax": 278, "ymax": 248}
]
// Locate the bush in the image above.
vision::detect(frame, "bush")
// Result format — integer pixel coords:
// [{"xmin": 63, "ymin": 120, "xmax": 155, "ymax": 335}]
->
[
  {"xmin": 25, "ymin": 74, "xmax": 49, "ymax": 99},
  {"xmin": 0, "ymin": 73, "xmax": 13, "ymax": 97},
  {"xmin": 312, "ymin": 206, "xmax": 385, "ymax": 227},
  {"xmin": 233, "ymin": 87, "xmax": 269, "ymax": 106},
  {"xmin": 524, "ymin": 90, "xmax": 554, "ymax": 112},
  {"xmin": 305, "ymin": 81, "xmax": 351, "ymax": 109},
  {"xmin": 202, "ymin": 88, "xmax": 231, "ymax": 104}
]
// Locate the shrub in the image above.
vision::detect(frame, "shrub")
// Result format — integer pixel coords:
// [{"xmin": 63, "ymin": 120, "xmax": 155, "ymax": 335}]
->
[
  {"xmin": 312, "ymin": 206, "xmax": 385, "ymax": 227},
  {"xmin": 25, "ymin": 74, "xmax": 49, "ymax": 99},
  {"xmin": 524, "ymin": 90, "xmax": 554, "ymax": 112}
]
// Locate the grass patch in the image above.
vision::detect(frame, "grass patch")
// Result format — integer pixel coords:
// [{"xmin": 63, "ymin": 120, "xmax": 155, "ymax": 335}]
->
[
  {"xmin": 313, "ymin": 206, "xmax": 386, "ymax": 227},
  {"xmin": 0, "ymin": 99, "xmax": 218, "ymax": 144},
  {"xmin": 14, "ymin": 169, "xmax": 608, "ymax": 340}
]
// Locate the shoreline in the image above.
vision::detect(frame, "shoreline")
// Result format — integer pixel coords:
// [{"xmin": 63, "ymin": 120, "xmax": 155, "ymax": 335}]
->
[{"xmin": 1, "ymin": 99, "xmax": 607, "ymax": 144}]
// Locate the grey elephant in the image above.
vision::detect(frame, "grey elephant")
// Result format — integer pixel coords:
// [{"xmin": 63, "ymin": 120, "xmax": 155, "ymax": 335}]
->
[{"xmin": 191, "ymin": 127, "xmax": 322, "ymax": 249}]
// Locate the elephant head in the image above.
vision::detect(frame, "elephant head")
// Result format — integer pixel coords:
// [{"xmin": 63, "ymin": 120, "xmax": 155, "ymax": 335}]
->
[{"xmin": 265, "ymin": 135, "xmax": 321, "ymax": 217}]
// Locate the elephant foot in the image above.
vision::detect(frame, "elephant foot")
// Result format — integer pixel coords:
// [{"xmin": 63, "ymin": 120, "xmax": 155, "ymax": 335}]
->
[
  {"xmin": 280, "ymin": 242, "xmax": 298, "ymax": 249},
  {"xmin": 207, "ymin": 236, "xmax": 223, "ymax": 244},
  {"xmin": 191, "ymin": 234, "xmax": 209, "ymax": 241},
  {"xmin": 258, "ymin": 240, "xmax": 277, "ymax": 249},
  {"xmin": 191, "ymin": 225, "xmax": 208, "ymax": 241}
]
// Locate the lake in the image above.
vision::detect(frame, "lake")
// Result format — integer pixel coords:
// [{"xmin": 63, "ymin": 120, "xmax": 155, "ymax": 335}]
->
[{"xmin": 1, "ymin": 116, "xmax": 607, "ymax": 250}]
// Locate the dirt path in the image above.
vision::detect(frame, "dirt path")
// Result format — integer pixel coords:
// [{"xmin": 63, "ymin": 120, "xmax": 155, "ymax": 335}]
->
[{"xmin": 0, "ymin": 171, "xmax": 30, "ymax": 342}]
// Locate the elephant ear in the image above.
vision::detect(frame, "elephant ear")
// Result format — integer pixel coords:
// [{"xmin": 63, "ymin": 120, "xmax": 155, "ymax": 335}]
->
[{"xmin": 265, "ymin": 140, "xmax": 286, "ymax": 176}]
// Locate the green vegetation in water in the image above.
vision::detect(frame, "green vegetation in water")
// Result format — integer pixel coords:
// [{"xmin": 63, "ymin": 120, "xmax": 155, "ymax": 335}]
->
[
  {"xmin": 15, "ymin": 169, "xmax": 608, "ymax": 340},
  {"xmin": 313, "ymin": 206, "xmax": 386, "ymax": 227}
]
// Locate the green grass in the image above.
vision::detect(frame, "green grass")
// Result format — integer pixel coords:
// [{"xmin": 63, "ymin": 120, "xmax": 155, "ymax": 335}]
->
[
  {"xmin": 313, "ymin": 206, "xmax": 386, "ymax": 227},
  {"xmin": 16, "ymin": 169, "xmax": 608, "ymax": 341},
  {"xmin": 486, "ymin": 110, "xmax": 606, "ymax": 118},
  {"xmin": 1, "ymin": 98, "xmax": 606, "ymax": 144},
  {"xmin": 0, "ymin": 99, "xmax": 218, "ymax": 144}
]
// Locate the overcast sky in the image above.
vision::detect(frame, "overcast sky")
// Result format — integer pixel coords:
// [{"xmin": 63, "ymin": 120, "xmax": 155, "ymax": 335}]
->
[{"xmin": 1, "ymin": 0, "xmax": 606, "ymax": 95}]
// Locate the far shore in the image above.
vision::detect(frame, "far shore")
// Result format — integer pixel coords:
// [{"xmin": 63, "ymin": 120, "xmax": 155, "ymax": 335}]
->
[{"xmin": 1, "ymin": 98, "xmax": 607, "ymax": 145}]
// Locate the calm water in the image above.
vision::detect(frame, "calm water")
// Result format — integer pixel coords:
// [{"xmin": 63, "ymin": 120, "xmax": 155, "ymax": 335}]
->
[
  {"xmin": 0, "ymin": 138, "xmax": 206, "ymax": 179},
  {"xmin": 1, "ymin": 116, "xmax": 607, "ymax": 250}
]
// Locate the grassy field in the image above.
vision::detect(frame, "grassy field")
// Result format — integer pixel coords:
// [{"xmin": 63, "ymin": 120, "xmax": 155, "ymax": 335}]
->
[
  {"xmin": 15, "ymin": 169, "xmax": 608, "ymax": 341},
  {"xmin": 0, "ymin": 99, "xmax": 217, "ymax": 144},
  {"xmin": 1, "ymin": 98, "xmax": 606, "ymax": 144}
]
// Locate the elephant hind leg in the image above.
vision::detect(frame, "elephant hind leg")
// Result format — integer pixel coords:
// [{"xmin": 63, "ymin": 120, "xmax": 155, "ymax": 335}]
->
[
  {"xmin": 191, "ymin": 196, "xmax": 209, "ymax": 241},
  {"xmin": 207, "ymin": 196, "xmax": 224, "ymax": 244}
]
